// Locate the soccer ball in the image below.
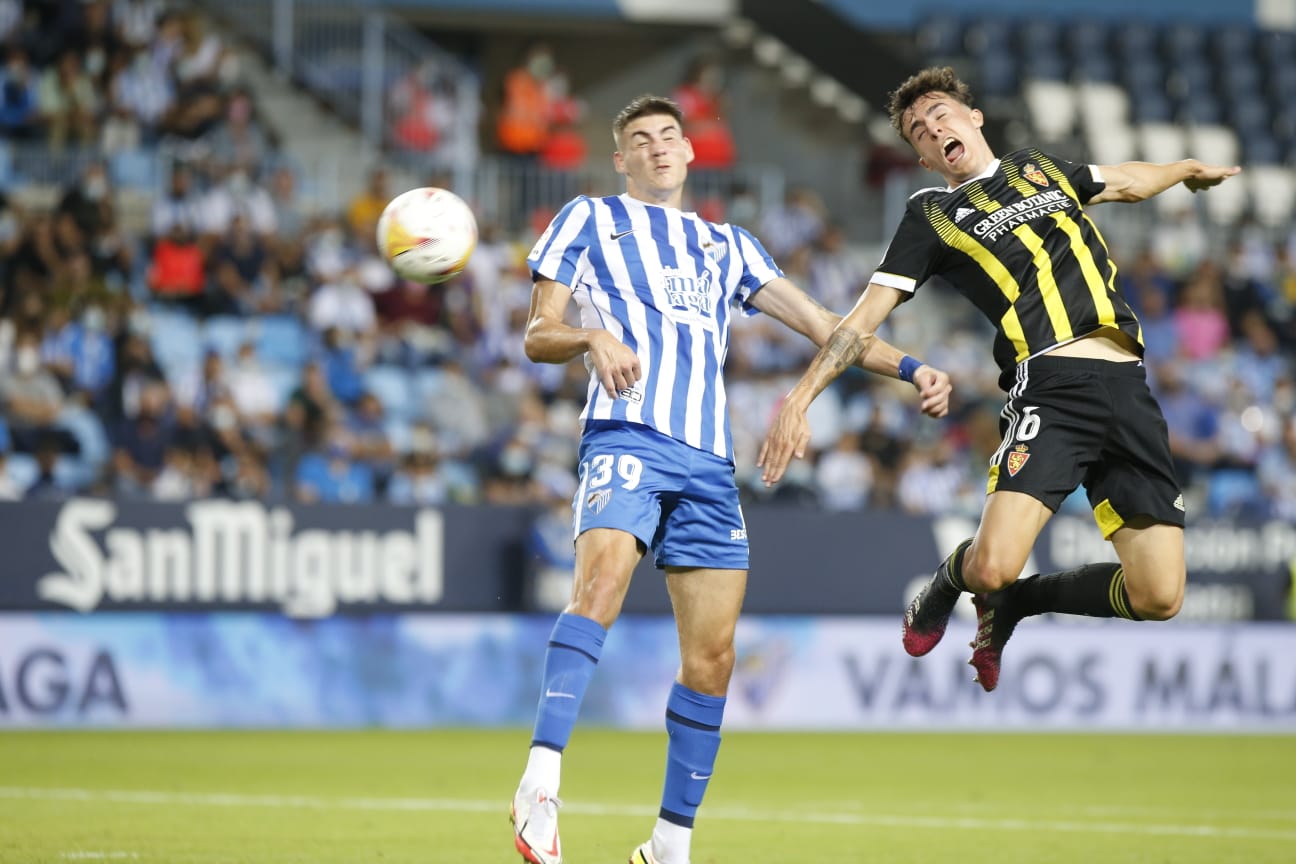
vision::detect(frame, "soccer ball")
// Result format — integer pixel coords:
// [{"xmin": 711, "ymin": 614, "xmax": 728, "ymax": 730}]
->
[{"xmin": 376, "ymin": 187, "xmax": 478, "ymax": 284}]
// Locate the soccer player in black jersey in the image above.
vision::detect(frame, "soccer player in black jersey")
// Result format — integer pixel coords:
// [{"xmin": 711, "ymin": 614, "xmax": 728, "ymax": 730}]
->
[{"xmin": 758, "ymin": 66, "xmax": 1241, "ymax": 691}]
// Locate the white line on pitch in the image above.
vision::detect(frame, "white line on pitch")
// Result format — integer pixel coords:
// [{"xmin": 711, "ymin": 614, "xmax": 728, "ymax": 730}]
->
[{"xmin": 2, "ymin": 786, "xmax": 1293, "ymax": 843}]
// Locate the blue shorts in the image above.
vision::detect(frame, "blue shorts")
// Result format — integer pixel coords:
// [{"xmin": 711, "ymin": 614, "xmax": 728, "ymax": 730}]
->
[{"xmin": 573, "ymin": 421, "xmax": 749, "ymax": 571}]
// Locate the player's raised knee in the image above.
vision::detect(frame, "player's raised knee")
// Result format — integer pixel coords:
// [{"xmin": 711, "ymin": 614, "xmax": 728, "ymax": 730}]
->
[
  {"xmin": 1126, "ymin": 575, "xmax": 1184, "ymax": 621},
  {"xmin": 962, "ymin": 544, "xmax": 1026, "ymax": 593}
]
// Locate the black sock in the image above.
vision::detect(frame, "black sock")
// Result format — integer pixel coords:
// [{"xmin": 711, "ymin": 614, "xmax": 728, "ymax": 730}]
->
[
  {"xmin": 1004, "ymin": 563, "xmax": 1142, "ymax": 620},
  {"xmin": 936, "ymin": 538, "xmax": 972, "ymax": 597}
]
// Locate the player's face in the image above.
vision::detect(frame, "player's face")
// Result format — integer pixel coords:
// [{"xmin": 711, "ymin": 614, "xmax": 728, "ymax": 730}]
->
[
  {"xmin": 614, "ymin": 114, "xmax": 694, "ymax": 203},
  {"xmin": 902, "ymin": 92, "xmax": 991, "ymax": 185}
]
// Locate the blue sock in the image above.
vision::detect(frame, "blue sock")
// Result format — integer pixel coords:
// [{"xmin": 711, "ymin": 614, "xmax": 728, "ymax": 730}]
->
[
  {"xmin": 530, "ymin": 613, "xmax": 606, "ymax": 752},
  {"xmin": 659, "ymin": 682, "xmax": 725, "ymax": 829}
]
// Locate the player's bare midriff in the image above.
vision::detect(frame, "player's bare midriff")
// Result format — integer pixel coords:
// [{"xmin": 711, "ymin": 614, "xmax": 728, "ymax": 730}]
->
[{"xmin": 1044, "ymin": 328, "xmax": 1141, "ymax": 362}]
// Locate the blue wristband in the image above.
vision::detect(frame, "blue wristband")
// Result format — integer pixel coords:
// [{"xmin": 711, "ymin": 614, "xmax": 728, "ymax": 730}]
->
[{"xmin": 898, "ymin": 355, "xmax": 923, "ymax": 383}]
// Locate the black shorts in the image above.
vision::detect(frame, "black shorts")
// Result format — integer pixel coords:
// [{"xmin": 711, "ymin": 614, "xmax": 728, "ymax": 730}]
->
[{"xmin": 987, "ymin": 355, "xmax": 1185, "ymax": 538}]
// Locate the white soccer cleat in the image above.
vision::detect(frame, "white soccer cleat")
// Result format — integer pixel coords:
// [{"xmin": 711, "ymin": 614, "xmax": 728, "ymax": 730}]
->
[
  {"xmin": 628, "ymin": 841, "xmax": 659, "ymax": 864},
  {"xmin": 511, "ymin": 785, "xmax": 562, "ymax": 864}
]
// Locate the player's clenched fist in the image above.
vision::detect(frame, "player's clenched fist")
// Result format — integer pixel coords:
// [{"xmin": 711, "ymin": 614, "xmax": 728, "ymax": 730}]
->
[{"xmin": 587, "ymin": 330, "xmax": 642, "ymax": 398}]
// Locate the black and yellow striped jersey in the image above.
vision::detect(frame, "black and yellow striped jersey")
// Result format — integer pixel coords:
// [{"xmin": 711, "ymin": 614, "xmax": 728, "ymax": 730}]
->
[{"xmin": 870, "ymin": 148, "xmax": 1143, "ymax": 391}]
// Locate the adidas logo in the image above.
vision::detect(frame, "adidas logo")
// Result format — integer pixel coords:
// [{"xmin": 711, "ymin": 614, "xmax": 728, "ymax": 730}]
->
[
  {"xmin": 954, "ymin": 207, "xmax": 977, "ymax": 223},
  {"xmin": 1173, "ymin": 494, "xmax": 1185, "ymax": 512}
]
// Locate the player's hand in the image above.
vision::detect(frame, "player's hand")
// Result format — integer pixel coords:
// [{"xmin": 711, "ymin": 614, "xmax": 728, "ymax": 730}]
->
[
  {"xmin": 914, "ymin": 365, "xmax": 952, "ymax": 418},
  {"xmin": 587, "ymin": 330, "xmax": 641, "ymax": 398},
  {"xmin": 1184, "ymin": 163, "xmax": 1241, "ymax": 193},
  {"xmin": 758, "ymin": 398, "xmax": 811, "ymax": 487}
]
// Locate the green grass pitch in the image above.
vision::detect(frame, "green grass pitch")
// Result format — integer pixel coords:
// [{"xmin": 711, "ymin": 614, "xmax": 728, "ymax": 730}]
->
[{"xmin": 1, "ymin": 729, "xmax": 1293, "ymax": 863}]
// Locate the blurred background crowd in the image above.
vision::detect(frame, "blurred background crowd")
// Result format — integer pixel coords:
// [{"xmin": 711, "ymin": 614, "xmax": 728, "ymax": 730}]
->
[{"xmin": 0, "ymin": 0, "xmax": 1293, "ymax": 526}]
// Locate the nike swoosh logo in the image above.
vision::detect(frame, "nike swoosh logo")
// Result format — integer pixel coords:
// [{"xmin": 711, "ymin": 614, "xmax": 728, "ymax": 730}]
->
[
  {"xmin": 609, "ymin": 228, "xmax": 636, "ymax": 240},
  {"xmin": 545, "ymin": 690, "xmax": 576, "ymax": 699},
  {"xmin": 689, "ymin": 772, "xmax": 711, "ymax": 780}
]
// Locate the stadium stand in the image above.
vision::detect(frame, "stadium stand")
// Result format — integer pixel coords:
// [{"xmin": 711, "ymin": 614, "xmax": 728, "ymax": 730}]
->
[{"xmin": 0, "ymin": 1, "xmax": 1291, "ymax": 523}]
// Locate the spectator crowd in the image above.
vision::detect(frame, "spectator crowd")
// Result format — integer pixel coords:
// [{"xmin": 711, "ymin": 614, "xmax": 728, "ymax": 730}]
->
[{"xmin": 0, "ymin": 3, "xmax": 1293, "ymax": 525}]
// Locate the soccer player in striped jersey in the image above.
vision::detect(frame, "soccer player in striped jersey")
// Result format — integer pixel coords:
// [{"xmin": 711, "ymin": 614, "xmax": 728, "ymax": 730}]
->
[
  {"xmin": 759, "ymin": 66, "xmax": 1241, "ymax": 692},
  {"xmin": 509, "ymin": 93, "xmax": 952, "ymax": 864}
]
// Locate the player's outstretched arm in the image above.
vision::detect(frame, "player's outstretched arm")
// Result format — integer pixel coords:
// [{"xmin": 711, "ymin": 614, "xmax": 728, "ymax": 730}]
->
[
  {"xmin": 756, "ymin": 281, "xmax": 950, "ymax": 485},
  {"xmin": 525, "ymin": 278, "xmax": 641, "ymax": 397},
  {"xmin": 1088, "ymin": 159, "xmax": 1241, "ymax": 204},
  {"xmin": 750, "ymin": 277, "xmax": 950, "ymax": 416}
]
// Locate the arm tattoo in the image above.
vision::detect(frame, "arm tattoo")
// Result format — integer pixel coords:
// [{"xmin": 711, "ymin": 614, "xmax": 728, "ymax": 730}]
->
[{"xmin": 821, "ymin": 328, "xmax": 871, "ymax": 377}]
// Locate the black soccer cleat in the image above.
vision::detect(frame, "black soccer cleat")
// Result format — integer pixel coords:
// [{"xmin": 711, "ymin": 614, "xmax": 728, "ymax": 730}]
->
[
  {"xmin": 902, "ymin": 538, "xmax": 971, "ymax": 657},
  {"xmin": 969, "ymin": 590, "xmax": 1022, "ymax": 692}
]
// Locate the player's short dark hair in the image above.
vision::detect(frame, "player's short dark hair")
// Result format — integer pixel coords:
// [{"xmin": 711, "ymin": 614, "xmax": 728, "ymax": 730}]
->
[
  {"xmin": 612, "ymin": 94, "xmax": 684, "ymax": 146},
  {"xmin": 887, "ymin": 66, "xmax": 975, "ymax": 143}
]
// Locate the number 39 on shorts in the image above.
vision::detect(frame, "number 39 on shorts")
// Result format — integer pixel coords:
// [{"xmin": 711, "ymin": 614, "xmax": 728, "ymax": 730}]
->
[{"xmin": 581, "ymin": 453, "xmax": 644, "ymax": 490}]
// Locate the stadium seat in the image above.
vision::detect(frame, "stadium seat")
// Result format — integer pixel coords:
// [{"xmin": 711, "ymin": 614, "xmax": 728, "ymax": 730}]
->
[
  {"xmin": 1206, "ymin": 469, "xmax": 1263, "ymax": 518},
  {"xmin": 1137, "ymin": 124, "xmax": 1192, "ymax": 215},
  {"xmin": 977, "ymin": 53, "xmax": 1018, "ymax": 98},
  {"xmin": 385, "ymin": 416, "xmax": 413, "ymax": 455},
  {"xmin": 1137, "ymin": 123, "xmax": 1187, "ymax": 163},
  {"xmin": 54, "ymin": 456, "xmax": 94, "ymax": 492},
  {"xmin": 1018, "ymin": 19, "xmax": 1062, "ymax": 56},
  {"xmin": 1272, "ymin": 108, "xmax": 1296, "ymax": 146},
  {"xmin": 148, "ymin": 310, "xmax": 203, "ymax": 371},
  {"xmin": 1186, "ymin": 125, "xmax": 1240, "ymax": 167},
  {"xmin": 1077, "ymin": 82, "xmax": 1129, "ymax": 128},
  {"xmin": 4, "ymin": 452, "xmax": 37, "ymax": 493},
  {"xmin": 1248, "ymin": 166, "xmax": 1296, "ymax": 228},
  {"xmin": 263, "ymin": 363, "xmax": 302, "ymax": 411},
  {"xmin": 57, "ymin": 406, "xmax": 111, "ymax": 469},
  {"xmin": 411, "ymin": 367, "xmax": 446, "ymax": 416},
  {"xmin": 203, "ymin": 315, "xmax": 248, "ymax": 360},
  {"xmin": 1021, "ymin": 50, "xmax": 1068, "ymax": 82},
  {"xmin": 1268, "ymin": 63, "xmax": 1296, "ymax": 103},
  {"xmin": 1220, "ymin": 61, "xmax": 1263, "ymax": 100},
  {"xmin": 1212, "ymin": 25, "xmax": 1256, "ymax": 65},
  {"xmin": 1123, "ymin": 58, "xmax": 1164, "ymax": 93},
  {"xmin": 109, "ymin": 150, "xmax": 157, "ymax": 191},
  {"xmin": 1187, "ymin": 127, "xmax": 1247, "ymax": 224},
  {"xmin": 1228, "ymin": 97, "xmax": 1273, "ymax": 139},
  {"xmin": 1167, "ymin": 63, "xmax": 1215, "ymax": 103},
  {"xmin": 964, "ymin": 18, "xmax": 1013, "ymax": 57},
  {"xmin": 1177, "ymin": 97, "xmax": 1223, "ymax": 127},
  {"xmin": 1201, "ymin": 177, "xmax": 1248, "ymax": 226},
  {"xmin": 1130, "ymin": 92, "xmax": 1174, "ymax": 124},
  {"xmin": 1242, "ymin": 135, "xmax": 1282, "ymax": 165},
  {"xmin": 1073, "ymin": 54, "xmax": 1116, "ymax": 84},
  {"xmin": 1066, "ymin": 19, "xmax": 1109, "ymax": 62},
  {"xmin": 1084, "ymin": 125, "xmax": 1137, "ymax": 165},
  {"xmin": 1115, "ymin": 21, "xmax": 1158, "ymax": 61},
  {"xmin": 1260, "ymin": 29, "xmax": 1296, "ymax": 70},
  {"xmin": 253, "ymin": 315, "xmax": 312, "ymax": 367},
  {"xmin": 916, "ymin": 17, "xmax": 964, "ymax": 60},
  {"xmin": 363, "ymin": 365, "xmax": 415, "ymax": 421},
  {"xmin": 1023, "ymin": 80, "xmax": 1077, "ymax": 142},
  {"xmin": 1164, "ymin": 23, "xmax": 1208, "ymax": 61}
]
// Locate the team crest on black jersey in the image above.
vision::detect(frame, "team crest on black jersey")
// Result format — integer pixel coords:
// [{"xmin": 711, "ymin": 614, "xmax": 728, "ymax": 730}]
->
[
  {"xmin": 1006, "ymin": 444, "xmax": 1031, "ymax": 476},
  {"xmin": 1023, "ymin": 163, "xmax": 1049, "ymax": 187}
]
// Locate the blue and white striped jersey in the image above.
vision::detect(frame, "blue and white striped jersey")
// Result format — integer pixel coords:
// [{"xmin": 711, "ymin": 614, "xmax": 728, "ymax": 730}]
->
[{"xmin": 528, "ymin": 193, "xmax": 782, "ymax": 461}]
